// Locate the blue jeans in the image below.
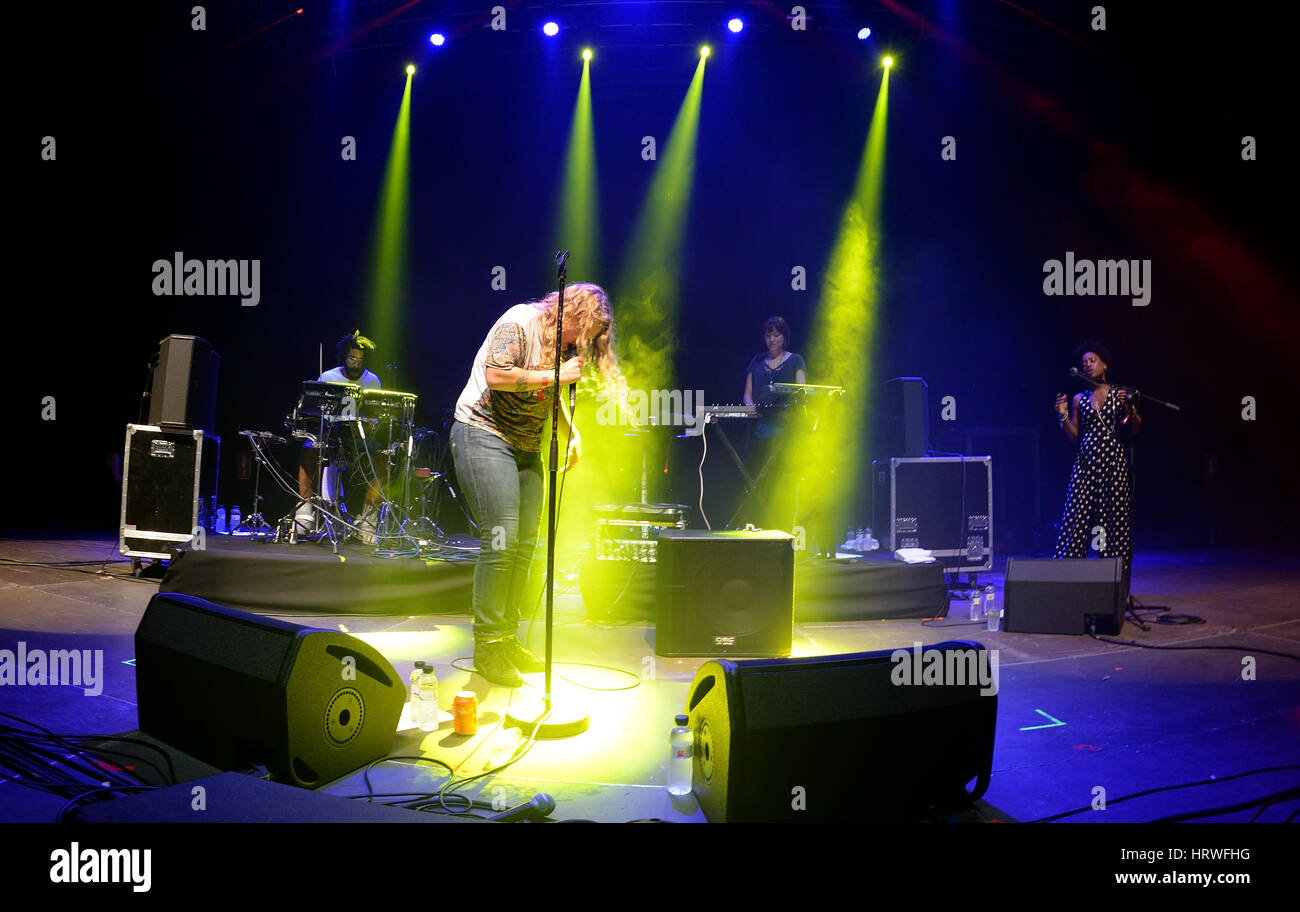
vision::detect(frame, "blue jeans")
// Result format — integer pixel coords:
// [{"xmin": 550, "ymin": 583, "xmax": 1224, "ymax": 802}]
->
[{"xmin": 450, "ymin": 421, "xmax": 544, "ymax": 642}]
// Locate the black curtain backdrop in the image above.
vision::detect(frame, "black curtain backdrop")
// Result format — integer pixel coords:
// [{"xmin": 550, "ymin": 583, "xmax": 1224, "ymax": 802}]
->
[{"xmin": 12, "ymin": 1, "xmax": 1296, "ymax": 548}]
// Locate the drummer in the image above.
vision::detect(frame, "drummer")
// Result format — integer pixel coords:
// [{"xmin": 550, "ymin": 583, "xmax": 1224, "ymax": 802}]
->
[
  {"xmin": 319, "ymin": 330, "xmax": 381, "ymax": 389},
  {"xmin": 297, "ymin": 331, "xmax": 384, "ymax": 535}
]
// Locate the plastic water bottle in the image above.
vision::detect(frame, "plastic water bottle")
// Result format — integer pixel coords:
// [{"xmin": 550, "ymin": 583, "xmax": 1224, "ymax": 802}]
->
[
  {"xmin": 845, "ymin": 526, "xmax": 856, "ymax": 551},
  {"xmin": 408, "ymin": 661, "xmax": 425, "ymax": 721},
  {"xmin": 416, "ymin": 664, "xmax": 439, "ymax": 732},
  {"xmin": 969, "ymin": 591, "xmax": 982, "ymax": 622},
  {"xmin": 668, "ymin": 714, "xmax": 693, "ymax": 797},
  {"xmin": 230, "ymin": 505, "xmax": 242, "ymax": 532},
  {"xmin": 984, "ymin": 584, "xmax": 996, "ymax": 620},
  {"xmin": 865, "ymin": 527, "xmax": 878, "ymax": 551},
  {"xmin": 987, "ymin": 603, "xmax": 1002, "ymax": 633},
  {"xmin": 216, "ymin": 506, "xmax": 227, "ymax": 534}
]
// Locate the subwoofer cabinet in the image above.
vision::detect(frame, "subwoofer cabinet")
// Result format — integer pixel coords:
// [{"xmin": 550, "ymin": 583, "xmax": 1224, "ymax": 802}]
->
[{"xmin": 654, "ymin": 530, "xmax": 794, "ymax": 657}]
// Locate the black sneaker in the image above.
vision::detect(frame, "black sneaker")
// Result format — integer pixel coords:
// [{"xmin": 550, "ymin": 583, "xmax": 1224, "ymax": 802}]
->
[
  {"xmin": 474, "ymin": 640, "xmax": 523, "ymax": 688},
  {"xmin": 505, "ymin": 637, "xmax": 545, "ymax": 673}
]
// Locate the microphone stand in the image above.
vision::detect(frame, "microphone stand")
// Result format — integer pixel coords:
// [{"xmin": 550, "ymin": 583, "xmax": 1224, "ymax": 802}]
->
[
  {"xmin": 505, "ymin": 250, "xmax": 590, "ymax": 739},
  {"xmin": 1068, "ymin": 369, "xmax": 1182, "ymax": 629},
  {"xmin": 546, "ymin": 253, "xmax": 565, "ymax": 712}
]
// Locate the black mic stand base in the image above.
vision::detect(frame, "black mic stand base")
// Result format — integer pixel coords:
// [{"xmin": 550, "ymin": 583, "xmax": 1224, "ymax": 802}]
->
[{"xmin": 1124, "ymin": 595, "xmax": 1151, "ymax": 632}]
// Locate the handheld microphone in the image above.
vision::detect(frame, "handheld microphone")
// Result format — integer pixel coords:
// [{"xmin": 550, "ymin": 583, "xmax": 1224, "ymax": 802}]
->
[
  {"xmin": 488, "ymin": 793, "xmax": 556, "ymax": 822},
  {"xmin": 562, "ymin": 345, "xmax": 579, "ymax": 410}
]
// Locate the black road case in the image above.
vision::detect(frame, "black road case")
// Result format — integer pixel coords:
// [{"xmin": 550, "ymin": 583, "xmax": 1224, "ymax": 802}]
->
[
  {"xmin": 872, "ymin": 456, "xmax": 992, "ymax": 573},
  {"xmin": 120, "ymin": 424, "xmax": 219, "ymax": 561}
]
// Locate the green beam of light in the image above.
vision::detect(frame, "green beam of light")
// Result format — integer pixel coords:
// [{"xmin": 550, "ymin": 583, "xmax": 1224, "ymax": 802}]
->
[
  {"xmin": 544, "ymin": 58, "xmax": 613, "ymax": 556},
  {"xmin": 614, "ymin": 54, "xmax": 706, "ymax": 395},
  {"xmin": 550, "ymin": 55, "xmax": 707, "ymax": 546},
  {"xmin": 775, "ymin": 67, "xmax": 889, "ymax": 556},
  {"xmin": 554, "ymin": 58, "xmax": 600, "ymax": 282},
  {"xmin": 362, "ymin": 73, "xmax": 412, "ymax": 369}
]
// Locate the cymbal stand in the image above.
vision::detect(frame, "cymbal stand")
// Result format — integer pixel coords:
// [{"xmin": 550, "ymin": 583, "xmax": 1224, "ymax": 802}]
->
[
  {"xmin": 234, "ymin": 432, "xmax": 275, "ymax": 539},
  {"xmin": 411, "ymin": 425, "xmax": 479, "ymax": 544},
  {"xmin": 283, "ymin": 417, "xmax": 343, "ymax": 553}
]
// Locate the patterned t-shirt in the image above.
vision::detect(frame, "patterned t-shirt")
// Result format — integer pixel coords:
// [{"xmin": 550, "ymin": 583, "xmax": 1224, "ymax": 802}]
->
[{"xmin": 454, "ymin": 303, "xmax": 557, "ymax": 452}]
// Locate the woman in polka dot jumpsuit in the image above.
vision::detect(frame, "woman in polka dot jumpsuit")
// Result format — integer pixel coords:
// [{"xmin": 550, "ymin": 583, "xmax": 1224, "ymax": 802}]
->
[{"xmin": 1053, "ymin": 344, "xmax": 1141, "ymax": 580}]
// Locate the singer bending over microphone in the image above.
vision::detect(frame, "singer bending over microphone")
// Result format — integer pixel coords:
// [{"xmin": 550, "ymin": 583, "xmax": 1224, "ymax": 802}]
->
[
  {"xmin": 1053, "ymin": 342, "xmax": 1141, "ymax": 585},
  {"xmin": 451, "ymin": 283, "xmax": 618, "ymax": 687}
]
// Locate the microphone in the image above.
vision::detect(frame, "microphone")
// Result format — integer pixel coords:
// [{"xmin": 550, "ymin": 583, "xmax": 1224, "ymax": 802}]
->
[
  {"xmin": 562, "ymin": 345, "xmax": 579, "ymax": 410},
  {"xmin": 488, "ymin": 793, "xmax": 555, "ymax": 822},
  {"xmin": 1069, "ymin": 367, "xmax": 1100, "ymax": 388},
  {"xmin": 555, "ymin": 250, "xmax": 569, "ymax": 268}
]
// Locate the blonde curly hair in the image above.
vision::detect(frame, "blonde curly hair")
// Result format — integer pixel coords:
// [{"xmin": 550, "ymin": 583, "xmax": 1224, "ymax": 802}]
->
[{"xmin": 532, "ymin": 282, "xmax": 619, "ymax": 383}]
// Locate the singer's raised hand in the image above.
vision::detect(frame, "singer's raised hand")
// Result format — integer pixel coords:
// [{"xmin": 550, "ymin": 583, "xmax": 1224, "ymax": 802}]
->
[
  {"xmin": 1055, "ymin": 393, "xmax": 1068, "ymax": 416},
  {"xmin": 560, "ymin": 355, "xmax": 585, "ymax": 385}
]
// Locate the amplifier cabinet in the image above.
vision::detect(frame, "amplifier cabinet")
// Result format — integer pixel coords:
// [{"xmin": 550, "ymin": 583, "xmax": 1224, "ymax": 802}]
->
[
  {"xmin": 873, "ymin": 456, "xmax": 992, "ymax": 572},
  {"xmin": 120, "ymin": 424, "xmax": 219, "ymax": 560}
]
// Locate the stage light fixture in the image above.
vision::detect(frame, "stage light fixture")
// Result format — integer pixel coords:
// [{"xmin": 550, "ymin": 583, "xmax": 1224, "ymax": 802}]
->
[
  {"xmin": 858, "ymin": 28, "xmax": 871, "ymax": 40},
  {"xmin": 543, "ymin": 21, "xmax": 559, "ymax": 37},
  {"xmin": 429, "ymin": 32, "xmax": 445, "ymax": 46},
  {"xmin": 583, "ymin": 48, "xmax": 592, "ymax": 61},
  {"xmin": 728, "ymin": 18, "xmax": 744, "ymax": 33},
  {"xmin": 883, "ymin": 55, "xmax": 893, "ymax": 67},
  {"xmin": 700, "ymin": 45, "xmax": 711, "ymax": 58},
  {"xmin": 405, "ymin": 64, "xmax": 415, "ymax": 75}
]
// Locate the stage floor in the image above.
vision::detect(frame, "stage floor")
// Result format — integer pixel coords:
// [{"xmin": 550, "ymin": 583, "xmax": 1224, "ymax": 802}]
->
[{"xmin": 2, "ymin": 535, "xmax": 1298, "ymax": 823}]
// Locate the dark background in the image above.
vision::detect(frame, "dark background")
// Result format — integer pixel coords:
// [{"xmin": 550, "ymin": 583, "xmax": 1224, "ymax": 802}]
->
[{"xmin": 12, "ymin": 0, "xmax": 1297, "ymax": 550}]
